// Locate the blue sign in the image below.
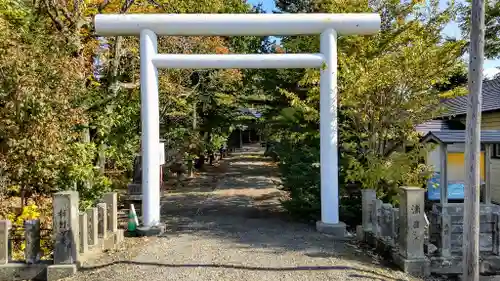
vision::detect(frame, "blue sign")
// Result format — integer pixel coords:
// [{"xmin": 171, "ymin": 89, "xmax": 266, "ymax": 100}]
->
[{"xmin": 426, "ymin": 172, "xmax": 484, "ymax": 201}]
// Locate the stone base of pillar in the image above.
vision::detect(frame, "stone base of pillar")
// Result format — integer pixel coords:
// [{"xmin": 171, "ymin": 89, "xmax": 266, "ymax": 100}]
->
[
  {"xmin": 136, "ymin": 223, "xmax": 166, "ymax": 237},
  {"xmin": 316, "ymin": 221, "xmax": 347, "ymax": 238},
  {"xmin": 392, "ymin": 252, "xmax": 430, "ymax": 277}
]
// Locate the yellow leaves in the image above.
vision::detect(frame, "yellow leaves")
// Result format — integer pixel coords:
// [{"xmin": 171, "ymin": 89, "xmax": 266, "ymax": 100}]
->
[
  {"xmin": 439, "ymin": 86, "xmax": 468, "ymax": 98},
  {"xmin": 396, "ymin": 15, "xmax": 406, "ymax": 25},
  {"xmin": 215, "ymin": 46, "xmax": 230, "ymax": 54},
  {"xmin": 0, "ymin": 3, "xmax": 86, "ymax": 192}
]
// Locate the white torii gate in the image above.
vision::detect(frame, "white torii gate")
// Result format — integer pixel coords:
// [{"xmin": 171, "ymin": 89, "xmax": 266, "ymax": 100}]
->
[{"xmin": 94, "ymin": 13, "xmax": 380, "ymax": 236}]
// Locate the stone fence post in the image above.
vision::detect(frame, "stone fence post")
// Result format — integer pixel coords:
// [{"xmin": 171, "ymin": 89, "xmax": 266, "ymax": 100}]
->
[
  {"xmin": 24, "ymin": 219, "xmax": 41, "ymax": 264},
  {"xmin": 380, "ymin": 203, "xmax": 394, "ymax": 242},
  {"xmin": 393, "ymin": 186, "xmax": 429, "ymax": 277},
  {"xmin": 97, "ymin": 203, "xmax": 108, "ymax": 239},
  {"xmin": 0, "ymin": 220, "xmax": 9, "ymax": 264},
  {"xmin": 79, "ymin": 213, "xmax": 88, "ymax": 254},
  {"xmin": 371, "ymin": 198, "xmax": 383, "ymax": 239},
  {"xmin": 53, "ymin": 191, "xmax": 80, "ymax": 264},
  {"xmin": 103, "ymin": 193, "xmax": 118, "ymax": 233},
  {"xmin": 361, "ymin": 189, "xmax": 377, "ymax": 233},
  {"xmin": 493, "ymin": 213, "xmax": 500, "ymax": 255},
  {"xmin": 87, "ymin": 207, "xmax": 98, "ymax": 248},
  {"xmin": 392, "ymin": 208, "xmax": 399, "ymax": 242}
]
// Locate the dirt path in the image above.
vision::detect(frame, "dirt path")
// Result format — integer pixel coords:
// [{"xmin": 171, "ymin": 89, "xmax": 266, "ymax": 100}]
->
[{"xmin": 66, "ymin": 144, "xmax": 421, "ymax": 281}]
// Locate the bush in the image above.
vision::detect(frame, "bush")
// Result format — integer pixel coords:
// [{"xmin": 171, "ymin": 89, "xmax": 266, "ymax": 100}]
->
[
  {"xmin": 272, "ymin": 128, "xmax": 431, "ymax": 228},
  {"xmin": 276, "ymin": 140, "xmax": 321, "ymax": 223},
  {"xmin": 2, "ymin": 195, "xmax": 53, "ymax": 260}
]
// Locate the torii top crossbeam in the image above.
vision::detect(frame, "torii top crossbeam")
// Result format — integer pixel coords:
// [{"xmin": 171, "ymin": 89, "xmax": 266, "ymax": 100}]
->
[{"xmin": 94, "ymin": 13, "xmax": 380, "ymax": 36}]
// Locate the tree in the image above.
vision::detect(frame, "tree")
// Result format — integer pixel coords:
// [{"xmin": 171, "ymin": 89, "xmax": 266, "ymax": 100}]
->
[
  {"xmin": 263, "ymin": 0, "xmax": 466, "ymax": 222},
  {"xmin": 0, "ymin": 0, "xmax": 86, "ymax": 203},
  {"xmin": 459, "ymin": 0, "xmax": 500, "ymax": 59},
  {"xmin": 0, "ymin": 0, "xmax": 264, "ymax": 205}
]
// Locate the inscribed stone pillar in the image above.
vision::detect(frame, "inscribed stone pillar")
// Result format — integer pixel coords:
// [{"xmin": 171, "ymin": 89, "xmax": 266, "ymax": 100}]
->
[
  {"xmin": 24, "ymin": 219, "xmax": 41, "ymax": 264},
  {"xmin": 103, "ymin": 192, "xmax": 118, "ymax": 233},
  {"xmin": 381, "ymin": 203, "xmax": 393, "ymax": 237},
  {"xmin": 53, "ymin": 191, "xmax": 79, "ymax": 264},
  {"xmin": 440, "ymin": 210, "xmax": 451, "ymax": 257},
  {"xmin": 87, "ymin": 207, "xmax": 98, "ymax": 247},
  {"xmin": 361, "ymin": 189, "xmax": 377, "ymax": 232},
  {"xmin": 398, "ymin": 187, "xmax": 425, "ymax": 259},
  {"xmin": 97, "ymin": 203, "xmax": 108, "ymax": 239},
  {"xmin": 392, "ymin": 208, "xmax": 399, "ymax": 241},
  {"xmin": 0, "ymin": 220, "xmax": 9, "ymax": 264},
  {"xmin": 371, "ymin": 199, "xmax": 382, "ymax": 238},
  {"xmin": 79, "ymin": 213, "xmax": 88, "ymax": 254}
]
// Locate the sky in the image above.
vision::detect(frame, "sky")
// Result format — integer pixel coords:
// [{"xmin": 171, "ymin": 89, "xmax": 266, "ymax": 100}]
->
[{"xmin": 247, "ymin": 0, "xmax": 500, "ymax": 78}]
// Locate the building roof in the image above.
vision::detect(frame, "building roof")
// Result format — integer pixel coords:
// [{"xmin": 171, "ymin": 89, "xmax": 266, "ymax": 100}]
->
[
  {"xmin": 421, "ymin": 130, "xmax": 500, "ymax": 144},
  {"xmin": 415, "ymin": 119, "xmax": 451, "ymax": 134},
  {"xmin": 440, "ymin": 78, "xmax": 500, "ymax": 117}
]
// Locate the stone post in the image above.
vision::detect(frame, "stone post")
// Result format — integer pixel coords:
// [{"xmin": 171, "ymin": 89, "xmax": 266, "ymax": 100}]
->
[
  {"xmin": 53, "ymin": 191, "xmax": 79, "ymax": 264},
  {"xmin": 79, "ymin": 213, "xmax": 88, "ymax": 254},
  {"xmin": 361, "ymin": 189, "xmax": 377, "ymax": 232},
  {"xmin": 103, "ymin": 193, "xmax": 118, "ymax": 233},
  {"xmin": 0, "ymin": 220, "xmax": 9, "ymax": 264},
  {"xmin": 381, "ymin": 203, "xmax": 393, "ymax": 238},
  {"xmin": 371, "ymin": 199, "xmax": 382, "ymax": 238},
  {"xmin": 87, "ymin": 207, "xmax": 98, "ymax": 247},
  {"xmin": 97, "ymin": 203, "xmax": 108, "ymax": 239},
  {"xmin": 24, "ymin": 219, "xmax": 41, "ymax": 264},
  {"xmin": 440, "ymin": 211, "xmax": 451, "ymax": 257},
  {"xmin": 392, "ymin": 208, "xmax": 399, "ymax": 242},
  {"xmin": 494, "ymin": 213, "xmax": 500, "ymax": 255},
  {"xmin": 393, "ymin": 186, "xmax": 429, "ymax": 277}
]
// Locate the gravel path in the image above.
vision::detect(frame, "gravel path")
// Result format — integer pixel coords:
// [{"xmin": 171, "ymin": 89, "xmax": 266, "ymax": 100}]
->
[{"xmin": 67, "ymin": 145, "xmax": 422, "ymax": 281}]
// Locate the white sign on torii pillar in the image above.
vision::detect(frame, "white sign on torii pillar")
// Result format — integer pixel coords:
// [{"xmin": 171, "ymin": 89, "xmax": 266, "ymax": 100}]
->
[{"xmin": 94, "ymin": 13, "xmax": 380, "ymax": 236}]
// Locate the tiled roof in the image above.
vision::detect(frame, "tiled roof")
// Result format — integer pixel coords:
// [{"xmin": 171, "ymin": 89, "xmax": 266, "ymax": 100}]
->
[
  {"xmin": 415, "ymin": 119, "xmax": 451, "ymax": 134},
  {"xmin": 441, "ymin": 78, "xmax": 500, "ymax": 117},
  {"xmin": 421, "ymin": 130, "xmax": 500, "ymax": 144}
]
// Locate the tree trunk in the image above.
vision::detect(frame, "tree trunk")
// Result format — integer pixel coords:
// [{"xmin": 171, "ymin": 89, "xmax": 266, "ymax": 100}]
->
[
  {"xmin": 97, "ymin": 143, "xmax": 107, "ymax": 175},
  {"xmin": 463, "ymin": 0, "xmax": 485, "ymax": 279}
]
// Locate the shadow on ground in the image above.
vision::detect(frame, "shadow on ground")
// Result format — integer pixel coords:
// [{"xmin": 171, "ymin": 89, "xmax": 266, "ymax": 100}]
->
[
  {"xmin": 78, "ymin": 260, "xmax": 403, "ymax": 280},
  {"xmin": 77, "ymin": 145, "xmax": 409, "ymax": 281}
]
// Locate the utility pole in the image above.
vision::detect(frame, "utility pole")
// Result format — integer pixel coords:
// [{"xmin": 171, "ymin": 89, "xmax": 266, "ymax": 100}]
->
[{"xmin": 463, "ymin": 0, "xmax": 485, "ymax": 279}]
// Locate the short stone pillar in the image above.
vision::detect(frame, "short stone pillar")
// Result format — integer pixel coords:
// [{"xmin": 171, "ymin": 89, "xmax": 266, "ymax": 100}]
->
[
  {"xmin": 493, "ymin": 213, "xmax": 500, "ymax": 255},
  {"xmin": 97, "ymin": 203, "xmax": 108, "ymax": 239},
  {"xmin": 53, "ymin": 191, "xmax": 80, "ymax": 264},
  {"xmin": 0, "ymin": 220, "xmax": 9, "ymax": 264},
  {"xmin": 392, "ymin": 186, "xmax": 429, "ymax": 277},
  {"xmin": 361, "ymin": 189, "xmax": 377, "ymax": 232},
  {"xmin": 24, "ymin": 219, "xmax": 41, "ymax": 264},
  {"xmin": 392, "ymin": 208, "xmax": 399, "ymax": 242},
  {"xmin": 371, "ymin": 199, "xmax": 383, "ymax": 239},
  {"xmin": 380, "ymin": 203, "xmax": 393, "ymax": 239},
  {"xmin": 87, "ymin": 207, "xmax": 98, "ymax": 247},
  {"xmin": 79, "ymin": 213, "xmax": 88, "ymax": 254},
  {"xmin": 103, "ymin": 193, "xmax": 118, "ymax": 233}
]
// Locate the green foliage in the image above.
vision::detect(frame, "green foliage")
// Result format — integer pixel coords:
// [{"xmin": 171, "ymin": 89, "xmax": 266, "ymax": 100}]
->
[
  {"xmin": 0, "ymin": 0, "xmax": 86, "ymax": 197},
  {"xmin": 459, "ymin": 0, "xmax": 500, "ymax": 59},
  {"xmin": 0, "ymin": 0, "xmax": 470, "ymax": 232},
  {"xmin": 263, "ymin": 0, "xmax": 467, "ymax": 225},
  {"xmin": 0, "ymin": 0, "xmax": 266, "ymax": 204},
  {"xmin": 275, "ymin": 138, "xmax": 321, "ymax": 222}
]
